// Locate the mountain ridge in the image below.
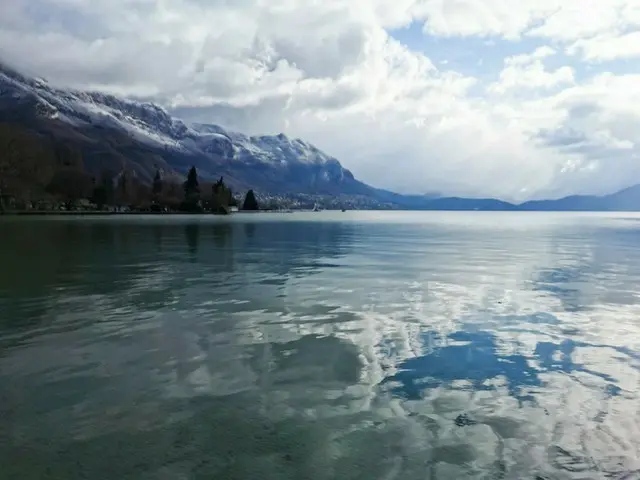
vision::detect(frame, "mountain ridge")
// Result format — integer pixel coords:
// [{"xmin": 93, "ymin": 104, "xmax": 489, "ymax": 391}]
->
[
  {"xmin": 517, "ymin": 184, "xmax": 640, "ymax": 211},
  {"xmin": 1, "ymin": 60, "xmax": 639, "ymax": 211},
  {"xmin": 0, "ymin": 60, "xmax": 392, "ymax": 204}
]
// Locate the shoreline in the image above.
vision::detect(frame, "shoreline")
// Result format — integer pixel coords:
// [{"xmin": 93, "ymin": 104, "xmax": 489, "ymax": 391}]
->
[
  {"xmin": 0, "ymin": 209, "xmax": 297, "ymax": 216},
  {"xmin": 1, "ymin": 210, "xmax": 226, "ymax": 216},
  {"xmin": 3, "ymin": 210, "xmax": 632, "ymax": 216}
]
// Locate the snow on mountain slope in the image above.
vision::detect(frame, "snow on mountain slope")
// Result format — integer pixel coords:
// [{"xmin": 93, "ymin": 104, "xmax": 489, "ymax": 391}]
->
[
  {"xmin": 0, "ymin": 64, "xmax": 187, "ymax": 149},
  {"xmin": 0, "ymin": 61, "xmax": 348, "ymax": 173}
]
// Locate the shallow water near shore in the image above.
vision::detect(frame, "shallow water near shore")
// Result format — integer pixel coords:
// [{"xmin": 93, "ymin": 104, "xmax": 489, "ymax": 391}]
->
[{"xmin": 1, "ymin": 211, "xmax": 640, "ymax": 479}]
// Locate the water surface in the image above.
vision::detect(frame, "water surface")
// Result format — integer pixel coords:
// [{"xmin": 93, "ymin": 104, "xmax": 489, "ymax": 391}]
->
[{"xmin": 1, "ymin": 212, "xmax": 640, "ymax": 479}]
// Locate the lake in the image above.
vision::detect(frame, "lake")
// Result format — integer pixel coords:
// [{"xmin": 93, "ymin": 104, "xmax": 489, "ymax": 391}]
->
[{"xmin": 1, "ymin": 212, "xmax": 640, "ymax": 479}]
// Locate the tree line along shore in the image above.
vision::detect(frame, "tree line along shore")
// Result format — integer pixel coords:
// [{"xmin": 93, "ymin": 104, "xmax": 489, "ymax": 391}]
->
[{"xmin": 0, "ymin": 166, "xmax": 261, "ymax": 215}]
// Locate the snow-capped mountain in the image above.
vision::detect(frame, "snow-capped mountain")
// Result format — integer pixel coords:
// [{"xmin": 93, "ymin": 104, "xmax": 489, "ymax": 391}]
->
[
  {"xmin": 0, "ymin": 61, "xmax": 364, "ymax": 195},
  {"xmin": 6, "ymin": 62, "xmax": 636, "ymax": 211}
]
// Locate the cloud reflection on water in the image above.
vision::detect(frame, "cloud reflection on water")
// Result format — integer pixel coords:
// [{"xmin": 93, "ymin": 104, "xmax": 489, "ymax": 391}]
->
[{"xmin": 1, "ymin": 213, "xmax": 640, "ymax": 478}]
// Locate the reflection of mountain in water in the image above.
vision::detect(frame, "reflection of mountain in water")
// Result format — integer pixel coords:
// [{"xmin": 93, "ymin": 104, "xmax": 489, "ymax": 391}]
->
[
  {"xmin": 172, "ymin": 219, "xmax": 356, "ymax": 315},
  {"xmin": 0, "ymin": 218, "xmax": 355, "ymax": 330},
  {"xmin": 0, "ymin": 220, "xmax": 162, "ymax": 333}
]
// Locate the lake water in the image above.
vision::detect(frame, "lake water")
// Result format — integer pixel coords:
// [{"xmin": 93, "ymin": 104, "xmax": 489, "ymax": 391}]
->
[{"xmin": 1, "ymin": 212, "xmax": 640, "ymax": 479}]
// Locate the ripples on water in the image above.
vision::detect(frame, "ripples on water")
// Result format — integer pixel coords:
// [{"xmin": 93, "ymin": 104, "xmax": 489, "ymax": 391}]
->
[{"xmin": 1, "ymin": 212, "xmax": 640, "ymax": 479}]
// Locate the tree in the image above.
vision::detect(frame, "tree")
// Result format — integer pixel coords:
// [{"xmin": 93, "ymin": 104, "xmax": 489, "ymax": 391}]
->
[
  {"xmin": 213, "ymin": 176, "xmax": 232, "ymax": 203},
  {"xmin": 212, "ymin": 177, "xmax": 224, "ymax": 196},
  {"xmin": 214, "ymin": 177, "xmax": 238, "ymax": 207},
  {"xmin": 242, "ymin": 189, "xmax": 259, "ymax": 211},
  {"xmin": 211, "ymin": 176, "xmax": 233, "ymax": 214},
  {"xmin": 182, "ymin": 166, "xmax": 201, "ymax": 212},
  {"xmin": 184, "ymin": 166, "xmax": 199, "ymax": 199}
]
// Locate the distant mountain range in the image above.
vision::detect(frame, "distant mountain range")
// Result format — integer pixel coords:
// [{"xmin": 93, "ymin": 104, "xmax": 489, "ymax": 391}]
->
[
  {"xmin": 0, "ymin": 60, "xmax": 638, "ymax": 211},
  {"xmin": 411, "ymin": 185, "xmax": 640, "ymax": 211},
  {"xmin": 517, "ymin": 184, "xmax": 640, "ymax": 211}
]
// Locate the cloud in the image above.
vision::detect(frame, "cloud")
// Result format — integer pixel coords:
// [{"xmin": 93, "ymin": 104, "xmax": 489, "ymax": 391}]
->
[
  {"xmin": 487, "ymin": 47, "xmax": 575, "ymax": 94},
  {"xmin": 528, "ymin": 73, "xmax": 640, "ymax": 196},
  {"xmin": 0, "ymin": 0, "xmax": 639, "ymax": 200},
  {"xmin": 419, "ymin": 0, "xmax": 553, "ymax": 40},
  {"xmin": 418, "ymin": 0, "xmax": 639, "ymax": 42},
  {"xmin": 567, "ymin": 31, "xmax": 640, "ymax": 61}
]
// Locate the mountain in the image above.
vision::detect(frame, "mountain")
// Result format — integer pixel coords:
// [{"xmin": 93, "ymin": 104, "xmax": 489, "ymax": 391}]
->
[
  {"xmin": 519, "ymin": 185, "xmax": 640, "ymax": 211},
  {"xmin": 2, "ymin": 61, "xmax": 638, "ymax": 211},
  {"xmin": 420, "ymin": 197, "xmax": 518, "ymax": 211},
  {"xmin": 0, "ymin": 61, "xmax": 413, "ymax": 208},
  {"xmin": 421, "ymin": 187, "xmax": 640, "ymax": 211}
]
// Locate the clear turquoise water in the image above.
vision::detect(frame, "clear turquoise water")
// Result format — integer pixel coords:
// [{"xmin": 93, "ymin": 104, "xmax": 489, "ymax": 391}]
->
[{"xmin": 1, "ymin": 212, "xmax": 640, "ymax": 479}]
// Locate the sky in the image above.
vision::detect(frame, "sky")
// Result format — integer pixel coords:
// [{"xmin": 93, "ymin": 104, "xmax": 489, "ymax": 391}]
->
[{"xmin": 0, "ymin": 0, "xmax": 639, "ymax": 201}]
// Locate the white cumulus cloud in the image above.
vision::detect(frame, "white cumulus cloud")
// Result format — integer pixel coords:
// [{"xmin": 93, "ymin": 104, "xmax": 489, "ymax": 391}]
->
[
  {"xmin": 487, "ymin": 47, "xmax": 575, "ymax": 94},
  {"xmin": 567, "ymin": 31, "xmax": 640, "ymax": 61},
  {"xmin": 0, "ymin": 0, "xmax": 639, "ymax": 201}
]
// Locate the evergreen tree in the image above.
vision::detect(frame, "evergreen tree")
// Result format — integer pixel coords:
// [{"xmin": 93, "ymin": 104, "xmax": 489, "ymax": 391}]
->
[
  {"xmin": 213, "ymin": 177, "xmax": 230, "ymax": 202},
  {"xmin": 182, "ymin": 166, "xmax": 201, "ymax": 212},
  {"xmin": 212, "ymin": 177, "xmax": 224, "ymax": 195},
  {"xmin": 242, "ymin": 189, "xmax": 259, "ymax": 211},
  {"xmin": 211, "ymin": 176, "xmax": 233, "ymax": 213},
  {"xmin": 184, "ymin": 166, "xmax": 199, "ymax": 199}
]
